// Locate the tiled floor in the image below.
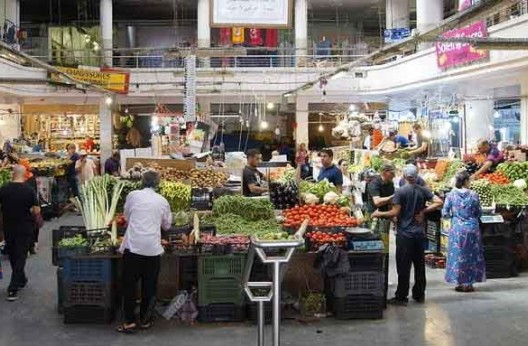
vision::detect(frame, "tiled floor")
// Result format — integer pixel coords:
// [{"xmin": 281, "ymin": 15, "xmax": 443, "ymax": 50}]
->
[{"xmin": 0, "ymin": 214, "xmax": 527, "ymax": 346}]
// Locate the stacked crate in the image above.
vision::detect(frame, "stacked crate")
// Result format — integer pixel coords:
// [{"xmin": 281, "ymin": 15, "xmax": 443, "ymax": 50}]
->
[
  {"xmin": 52, "ymin": 226, "xmax": 89, "ymax": 314},
  {"xmin": 62, "ymin": 256, "xmax": 116, "ymax": 324},
  {"xmin": 328, "ymin": 251, "xmax": 385, "ymax": 319},
  {"xmin": 425, "ymin": 220, "xmax": 441, "ymax": 253},
  {"xmin": 197, "ymin": 254, "xmax": 246, "ymax": 322},
  {"xmin": 482, "ymin": 224, "xmax": 517, "ymax": 279}
]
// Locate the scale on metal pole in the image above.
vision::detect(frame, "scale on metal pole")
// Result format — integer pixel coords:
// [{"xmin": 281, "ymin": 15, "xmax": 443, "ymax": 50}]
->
[{"xmin": 242, "ymin": 220, "xmax": 308, "ymax": 346}]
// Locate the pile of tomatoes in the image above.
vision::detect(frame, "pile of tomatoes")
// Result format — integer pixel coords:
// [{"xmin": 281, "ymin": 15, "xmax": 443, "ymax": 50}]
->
[
  {"xmin": 282, "ymin": 204, "xmax": 358, "ymax": 228},
  {"xmin": 477, "ymin": 172, "xmax": 510, "ymax": 185},
  {"xmin": 306, "ymin": 231, "xmax": 346, "ymax": 244}
]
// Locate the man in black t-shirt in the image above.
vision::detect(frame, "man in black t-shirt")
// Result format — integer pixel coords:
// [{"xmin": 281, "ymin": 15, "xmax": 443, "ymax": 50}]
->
[
  {"xmin": 366, "ymin": 162, "xmax": 396, "ymax": 213},
  {"xmin": 242, "ymin": 149, "xmax": 267, "ymax": 197},
  {"xmin": 366, "ymin": 162, "xmax": 396, "ymax": 305},
  {"xmin": 0, "ymin": 165, "xmax": 41, "ymax": 301},
  {"xmin": 372, "ymin": 165, "xmax": 442, "ymax": 306}
]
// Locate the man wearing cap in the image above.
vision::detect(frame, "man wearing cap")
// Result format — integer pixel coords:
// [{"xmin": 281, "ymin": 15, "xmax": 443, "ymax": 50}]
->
[
  {"xmin": 372, "ymin": 164, "xmax": 443, "ymax": 306},
  {"xmin": 366, "ymin": 161, "xmax": 396, "ymax": 305},
  {"xmin": 317, "ymin": 149, "xmax": 343, "ymax": 191},
  {"xmin": 75, "ymin": 150, "xmax": 97, "ymax": 186}
]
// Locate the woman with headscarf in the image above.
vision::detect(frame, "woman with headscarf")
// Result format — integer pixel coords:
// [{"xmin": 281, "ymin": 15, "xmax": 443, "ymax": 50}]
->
[{"xmin": 442, "ymin": 170, "xmax": 486, "ymax": 292}]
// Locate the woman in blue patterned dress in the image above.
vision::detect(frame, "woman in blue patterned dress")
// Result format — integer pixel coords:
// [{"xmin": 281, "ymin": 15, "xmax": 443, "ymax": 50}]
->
[{"xmin": 442, "ymin": 171, "xmax": 486, "ymax": 292}]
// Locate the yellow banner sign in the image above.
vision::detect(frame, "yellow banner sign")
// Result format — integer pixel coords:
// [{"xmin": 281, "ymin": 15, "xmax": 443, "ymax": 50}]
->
[{"xmin": 51, "ymin": 67, "xmax": 130, "ymax": 94}]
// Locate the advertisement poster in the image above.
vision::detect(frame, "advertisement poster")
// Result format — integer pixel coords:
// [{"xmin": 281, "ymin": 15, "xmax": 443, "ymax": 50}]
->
[{"xmin": 435, "ymin": 20, "xmax": 489, "ymax": 70}]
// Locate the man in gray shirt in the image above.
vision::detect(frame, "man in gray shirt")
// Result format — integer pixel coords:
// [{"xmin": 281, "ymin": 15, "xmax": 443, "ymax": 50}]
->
[{"xmin": 372, "ymin": 165, "xmax": 443, "ymax": 306}]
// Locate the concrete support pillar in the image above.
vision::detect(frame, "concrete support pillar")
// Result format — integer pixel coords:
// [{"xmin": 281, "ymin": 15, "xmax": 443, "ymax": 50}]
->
[
  {"xmin": 295, "ymin": 99, "xmax": 309, "ymax": 147},
  {"xmin": 2, "ymin": 0, "xmax": 20, "ymax": 27},
  {"xmin": 385, "ymin": 0, "xmax": 410, "ymax": 29},
  {"xmin": 520, "ymin": 76, "xmax": 528, "ymax": 145},
  {"xmin": 100, "ymin": 0, "xmax": 113, "ymax": 67},
  {"xmin": 464, "ymin": 100, "xmax": 494, "ymax": 151},
  {"xmin": 197, "ymin": 0, "xmax": 211, "ymax": 48},
  {"xmin": 417, "ymin": 0, "xmax": 443, "ymax": 32},
  {"xmin": 99, "ymin": 99, "xmax": 113, "ymax": 173},
  {"xmin": 295, "ymin": 0, "xmax": 308, "ymax": 57}
]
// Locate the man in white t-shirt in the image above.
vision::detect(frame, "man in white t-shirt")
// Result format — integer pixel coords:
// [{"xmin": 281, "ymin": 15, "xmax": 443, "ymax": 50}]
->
[{"xmin": 75, "ymin": 150, "xmax": 97, "ymax": 185}]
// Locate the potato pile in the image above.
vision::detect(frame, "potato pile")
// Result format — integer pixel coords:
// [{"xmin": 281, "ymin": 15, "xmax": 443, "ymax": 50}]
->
[{"xmin": 158, "ymin": 167, "xmax": 229, "ymax": 188}]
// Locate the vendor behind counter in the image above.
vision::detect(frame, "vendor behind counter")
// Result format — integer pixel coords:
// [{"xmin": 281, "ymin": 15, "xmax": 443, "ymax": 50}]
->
[
  {"xmin": 317, "ymin": 148, "xmax": 343, "ymax": 191},
  {"xmin": 471, "ymin": 139, "xmax": 504, "ymax": 178},
  {"xmin": 242, "ymin": 149, "xmax": 268, "ymax": 197}
]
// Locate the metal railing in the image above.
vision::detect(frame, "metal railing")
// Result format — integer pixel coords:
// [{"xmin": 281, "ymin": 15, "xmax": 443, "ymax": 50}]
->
[
  {"xmin": 22, "ymin": 47, "xmax": 368, "ymax": 69},
  {"xmin": 9, "ymin": 0, "xmax": 528, "ymax": 71},
  {"xmin": 485, "ymin": 0, "xmax": 528, "ymax": 26}
]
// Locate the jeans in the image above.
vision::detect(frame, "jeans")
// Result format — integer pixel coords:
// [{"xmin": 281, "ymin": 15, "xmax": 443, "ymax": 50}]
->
[
  {"xmin": 122, "ymin": 250, "xmax": 161, "ymax": 324},
  {"xmin": 395, "ymin": 235, "xmax": 426, "ymax": 300},
  {"xmin": 5, "ymin": 229, "xmax": 33, "ymax": 292}
]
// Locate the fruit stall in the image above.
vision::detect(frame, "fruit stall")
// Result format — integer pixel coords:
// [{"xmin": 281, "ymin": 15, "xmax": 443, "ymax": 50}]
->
[
  {"xmin": 350, "ymin": 146, "xmax": 528, "ymax": 275},
  {"xmin": 52, "ymin": 161, "xmax": 387, "ymax": 325}
]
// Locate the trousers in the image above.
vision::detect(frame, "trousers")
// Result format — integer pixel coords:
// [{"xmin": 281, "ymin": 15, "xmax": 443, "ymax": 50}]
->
[
  {"xmin": 395, "ymin": 235, "xmax": 426, "ymax": 300},
  {"xmin": 122, "ymin": 250, "xmax": 161, "ymax": 324},
  {"xmin": 5, "ymin": 229, "xmax": 33, "ymax": 292}
]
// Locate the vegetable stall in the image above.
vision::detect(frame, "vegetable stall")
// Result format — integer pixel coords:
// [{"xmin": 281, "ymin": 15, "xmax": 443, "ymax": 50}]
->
[{"xmin": 53, "ymin": 160, "xmax": 385, "ymax": 325}]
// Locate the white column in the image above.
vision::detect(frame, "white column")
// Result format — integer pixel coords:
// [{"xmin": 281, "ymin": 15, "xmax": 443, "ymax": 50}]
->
[
  {"xmin": 100, "ymin": 0, "xmax": 113, "ymax": 67},
  {"xmin": 197, "ymin": 0, "xmax": 211, "ymax": 48},
  {"xmin": 295, "ymin": 99, "xmax": 309, "ymax": 147},
  {"xmin": 416, "ymin": 0, "xmax": 444, "ymax": 32},
  {"xmin": 295, "ymin": 0, "xmax": 308, "ymax": 57},
  {"xmin": 464, "ymin": 100, "xmax": 494, "ymax": 151},
  {"xmin": 386, "ymin": 0, "xmax": 410, "ymax": 29},
  {"xmin": 520, "ymin": 76, "xmax": 528, "ymax": 145},
  {"xmin": 6, "ymin": 0, "xmax": 20, "ymax": 26},
  {"xmin": 99, "ymin": 99, "xmax": 113, "ymax": 173}
]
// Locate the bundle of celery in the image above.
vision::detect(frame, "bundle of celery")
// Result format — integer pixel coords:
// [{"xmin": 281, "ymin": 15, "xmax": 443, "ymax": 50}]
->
[{"xmin": 75, "ymin": 175, "xmax": 125, "ymax": 232}]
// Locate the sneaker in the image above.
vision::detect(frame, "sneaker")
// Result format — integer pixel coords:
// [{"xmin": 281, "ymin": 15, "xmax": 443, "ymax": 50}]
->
[
  {"xmin": 387, "ymin": 297, "xmax": 408, "ymax": 306},
  {"xmin": 6, "ymin": 291, "xmax": 19, "ymax": 302}
]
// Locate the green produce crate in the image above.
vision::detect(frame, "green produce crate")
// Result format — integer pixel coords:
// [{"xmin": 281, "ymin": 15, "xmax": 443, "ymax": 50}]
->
[{"xmin": 198, "ymin": 254, "xmax": 246, "ymax": 306}]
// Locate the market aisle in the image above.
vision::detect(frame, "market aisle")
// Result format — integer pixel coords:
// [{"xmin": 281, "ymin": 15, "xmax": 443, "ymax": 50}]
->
[{"xmin": 1, "ymin": 215, "xmax": 528, "ymax": 346}]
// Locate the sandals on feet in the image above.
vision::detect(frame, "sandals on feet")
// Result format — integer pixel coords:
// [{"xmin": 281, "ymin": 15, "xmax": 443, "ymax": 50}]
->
[
  {"xmin": 455, "ymin": 285, "xmax": 475, "ymax": 293},
  {"xmin": 116, "ymin": 323, "xmax": 137, "ymax": 334}
]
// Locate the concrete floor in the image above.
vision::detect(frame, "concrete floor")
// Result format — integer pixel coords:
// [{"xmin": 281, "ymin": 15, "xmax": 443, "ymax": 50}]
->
[{"xmin": 1, "ymin": 214, "xmax": 528, "ymax": 346}]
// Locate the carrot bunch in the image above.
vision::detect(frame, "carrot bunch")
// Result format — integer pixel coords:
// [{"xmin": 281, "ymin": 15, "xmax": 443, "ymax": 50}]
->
[{"xmin": 478, "ymin": 172, "xmax": 510, "ymax": 185}]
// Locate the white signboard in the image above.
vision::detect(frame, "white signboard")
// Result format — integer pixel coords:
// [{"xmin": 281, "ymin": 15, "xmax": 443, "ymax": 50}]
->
[{"xmin": 211, "ymin": 0, "xmax": 292, "ymax": 28}]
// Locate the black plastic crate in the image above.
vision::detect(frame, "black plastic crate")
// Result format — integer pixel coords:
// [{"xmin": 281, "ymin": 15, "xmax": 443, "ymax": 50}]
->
[
  {"xmin": 347, "ymin": 252, "xmax": 385, "ymax": 272},
  {"xmin": 191, "ymin": 188, "xmax": 213, "ymax": 211},
  {"xmin": 57, "ymin": 267, "xmax": 64, "ymax": 314},
  {"xmin": 332, "ymin": 294, "xmax": 384, "ymax": 320},
  {"xmin": 64, "ymin": 282, "xmax": 114, "ymax": 307},
  {"xmin": 56, "ymin": 246, "xmax": 90, "ymax": 266},
  {"xmin": 485, "ymin": 260, "xmax": 516, "ymax": 279},
  {"xmin": 246, "ymin": 302, "xmax": 272, "ymax": 324},
  {"xmin": 484, "ymin": 246, "xmax": 514, "ymax": 262},
  {"xmin": 63, "ymin": 257, "xmax": 113, "ymax": 283},
  {"xmin": 426, "ymin": 220, "xmax": 440, "ymax": 236},
  {"xmin": 179, "ymin": 254, "xmax": 198, "ymax": 291},
  {"xmin": 482, "ymin": 235, "xmax": 512, "ymax": 247},
  {"xmin": 426, "ymin": 239, "xmax": 440, "ymax": 253},
  {"xmin": 63, "ymin": 305, "xmax": 115, "ymax": 324},
  {"xmin": 52, "ymin": 247, "xmax": 59, "ymax": 266},
  {"xmin": 329, "ymin": 271, "xmax": 384, "ymax": 298},
  {"xmin": 198, "ymin": 303, "xmax": 245, "ymax": 323},
  {"xmin": 53, "ymin": 227, "xmax": 86, "ymax": 246}
]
